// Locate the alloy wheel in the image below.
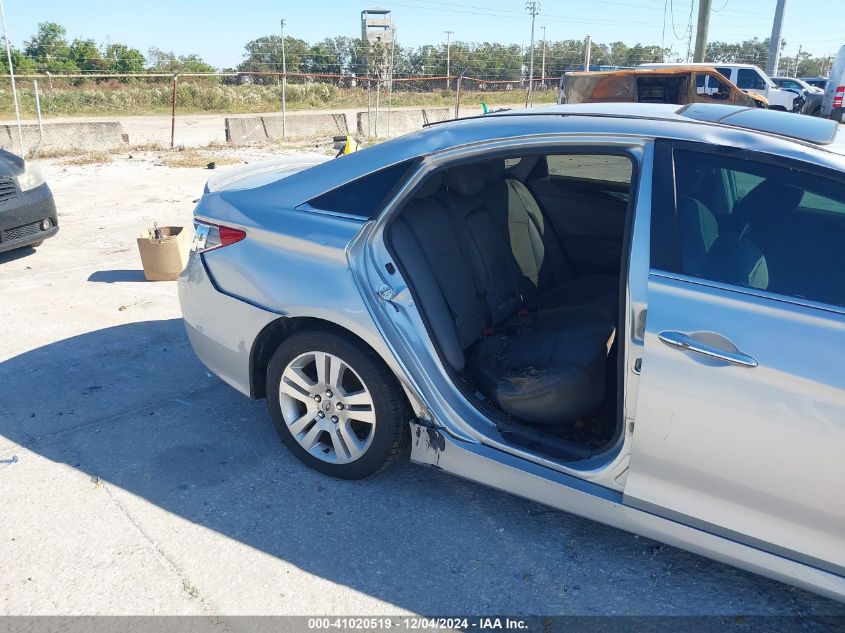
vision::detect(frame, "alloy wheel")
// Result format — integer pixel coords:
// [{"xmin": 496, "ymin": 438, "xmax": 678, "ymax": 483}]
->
[{"xmin": 278, "ymin": 351, "xmax": 376, "ymax": 464}]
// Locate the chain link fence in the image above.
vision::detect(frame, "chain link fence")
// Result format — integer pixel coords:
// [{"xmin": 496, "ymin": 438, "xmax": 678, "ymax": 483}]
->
[{"xmin": 0, "ymin": 72, "xmax": 559, "ymax": 157}]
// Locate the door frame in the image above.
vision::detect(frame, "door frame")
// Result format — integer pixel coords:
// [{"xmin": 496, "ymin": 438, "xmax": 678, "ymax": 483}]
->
[{"xmin": 348, "ymin": 134, "xmax": 653, "ymax": 488}]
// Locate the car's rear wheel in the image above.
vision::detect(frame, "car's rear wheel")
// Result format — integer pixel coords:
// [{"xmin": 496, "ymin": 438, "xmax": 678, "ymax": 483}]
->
[{"xmin": 265, "ymin": 329, "xmax": 410, "ymax": 479}]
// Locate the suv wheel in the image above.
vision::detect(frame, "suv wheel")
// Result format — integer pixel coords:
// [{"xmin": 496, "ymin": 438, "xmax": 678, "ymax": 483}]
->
[{"xmin": 266, "ymin": 329, "xmax": 410, "ymax": 479}]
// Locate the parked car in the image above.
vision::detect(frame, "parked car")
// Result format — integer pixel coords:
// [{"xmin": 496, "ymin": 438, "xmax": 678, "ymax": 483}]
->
[
  {"xmin": 801, "ymin": 77, "xmax": 829, "ymax": 91},
  {"xmin": 641, "ymin": 63, "xmax": 801, "ymax": 111},
  {"xmin": 821, "ymin": 45, "xmax": 845, "ymax": 122},
  {"xmin": 0, "ymin": 149, "xmax": 58, "ymax": 254},
  {"xmin": 771, "ymin": 76, "xmax": 823, "ymax": 115},
  {"xmin": 558, "ymin": 66, "xmax": 766, "ymax": 108},
  {"xmin": 179, "ymin": 103, "xmax": 845, "ymax": 602}
]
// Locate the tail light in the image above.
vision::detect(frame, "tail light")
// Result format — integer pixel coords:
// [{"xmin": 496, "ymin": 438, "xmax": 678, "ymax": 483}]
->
[
  {"xmin": 191, "ymin": 220, "xmax": 245, "ymax": 253},
  {"xmin": 833, "ymin": 86, "xmax": 845, "ymax": 109}
]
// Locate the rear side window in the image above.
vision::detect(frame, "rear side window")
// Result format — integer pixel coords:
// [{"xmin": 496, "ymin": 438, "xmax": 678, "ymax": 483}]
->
[
  {"xmin": 308, "ymin": 160, "xmax": 416, "ymax": 219},
  {"xmin": 547, "ymin": 154, "xmax": 632, "ymax": 184},
  {"xmin": 661, "ymin": 147, "xmax": 845, "ymax": 308}
]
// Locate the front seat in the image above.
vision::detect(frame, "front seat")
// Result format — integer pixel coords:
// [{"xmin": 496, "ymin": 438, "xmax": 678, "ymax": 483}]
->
[{"xmin": 678, "ymin": 193, "xmax": 769, "ymax": 290}]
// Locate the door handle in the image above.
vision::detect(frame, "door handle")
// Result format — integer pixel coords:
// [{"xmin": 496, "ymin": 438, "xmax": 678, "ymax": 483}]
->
[{"xmin": 658, "ymin": 331, "xmax": 758, "ymax": 368}]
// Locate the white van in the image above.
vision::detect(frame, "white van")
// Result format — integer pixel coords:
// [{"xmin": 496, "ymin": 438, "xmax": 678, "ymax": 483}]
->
[
  {"xmin": 640, "ymin": 63, "xmax": 799, "ymax": 111},
  {"xmin": 821, "ymin": 45, "xmax": 845, "ymax": 121}
]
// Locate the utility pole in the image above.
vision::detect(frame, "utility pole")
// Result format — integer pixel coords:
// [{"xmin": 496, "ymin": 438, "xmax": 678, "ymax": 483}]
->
[
  {"xmin": 525, "ymin": 1, "xmax": 541, "ymax": 107},
  {"xmin": 766, "ymin": 0, "xmax": 787, "ymax": 76},
  {"xmin": 584, "ymin": 34, "xmax": 592, "ymax": 70},
  {"xmin": 280, "ymin": 19, "xmax": 287, "ymax": 139},
  {"xmin": 791, "ymin": 44, "xmax": 801, "ymax": 77},
  {"xmin": 444, "ymin": 30, "xmax": 453, "ymax": 91},
  {"xmin": 0, "ymin": 0, "xmax": 22, "ymax": 155},
  {"xmin": 388, "ymin": 26, "xmax": 396, "ymax": 136},
  {"xmin": 540, "ymin": 26, "xmax": 546, "ymax": 88},
  {"xmin": 693, "ymin": 0, "xmax": 711, "ymax": 63}
]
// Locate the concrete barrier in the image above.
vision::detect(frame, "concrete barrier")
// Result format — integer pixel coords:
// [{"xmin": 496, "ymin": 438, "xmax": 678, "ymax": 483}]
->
[
  {"xmin": 356, "ymin": 109, "xmax": 422, "ymax": 137},
  {"xmin": 0, "ymin": 121, "xmax": 128, "ymax": 156},
  {"xmin": 356, "ymin": 107, "xmax": 455, "ymax": 138},
  {"xmin": 224, "ymin": 117, "xmax": 267, "ymax": 145},
  {"xmin": 422, "ymin": 108, "xmax": 453, "ymax": 125},
  {"xmin": 264, "ymin": 113, "xmax": 348, "ymax": 139},
  {"xmin": 225, "ymin": 113, "xmax": 349, "ymax": 144}
]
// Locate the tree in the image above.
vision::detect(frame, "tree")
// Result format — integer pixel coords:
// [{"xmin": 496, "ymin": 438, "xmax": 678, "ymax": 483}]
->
[
  {"xmin": 147, "ymin": 47, "xmax": 216, "ymax": 73},
  {"xmin": 238, "ymin": 35, "xmax": 309, "ymax": 79},
  {"xmin": 69, "ymin": 38, "xmax": 107, "ymax": 73},
  {"xmin": 705, "ymin": 37, "xmax": 779, "ymax": 67},
  {"xmin": 0, "ymin": 48, "xmax": 38, "ymax": 74},
  {"xmin": 104, "ymin": 44, "xmax": 146, "ymax": 74},
  {"xmin": 23, "ymin": 22, "xmax": 77, "ymax": 72},
  {"xmin": 305, "ymin": 41, "xmax": 336, "ymax": 75}
]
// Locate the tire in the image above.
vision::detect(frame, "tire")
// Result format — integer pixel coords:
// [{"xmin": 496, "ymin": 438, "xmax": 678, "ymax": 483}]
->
[{"xmin": 265, "ymin": 329, "xmax": 411, "ymax": 479}]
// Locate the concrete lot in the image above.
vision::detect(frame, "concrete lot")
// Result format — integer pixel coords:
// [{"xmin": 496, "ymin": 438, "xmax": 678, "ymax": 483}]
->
[{"xmin": 1, "ymin": 151, "xmax": 844, "ymax": 616}]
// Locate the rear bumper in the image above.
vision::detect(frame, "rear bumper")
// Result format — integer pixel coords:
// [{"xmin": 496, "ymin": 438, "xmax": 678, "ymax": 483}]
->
[
  {"xmin": 0, "ymin": 183, "xmax": 58, "ymax": 253},
  {"xmin": 177, "ymin": 251, "xmax": 278, "ymax": 397}
]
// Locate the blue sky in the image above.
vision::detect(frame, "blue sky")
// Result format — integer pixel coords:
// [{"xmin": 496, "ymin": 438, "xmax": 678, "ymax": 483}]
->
[{"xmin": 6, "ymin": 0, "xmax": 842, "ymax": 68}]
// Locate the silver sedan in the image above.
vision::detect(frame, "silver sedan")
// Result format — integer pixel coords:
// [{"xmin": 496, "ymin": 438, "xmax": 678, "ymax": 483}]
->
[{"xmin": 178, "ymin": 103, "xmax": 845, "ymax": 602}]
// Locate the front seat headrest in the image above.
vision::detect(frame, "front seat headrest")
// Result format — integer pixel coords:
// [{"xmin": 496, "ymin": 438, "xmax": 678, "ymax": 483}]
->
[
  {"xmin": 733, "ymin": 178, "xmax": 803, "ymax": 226},
  {"xmin": 414, "ymin": 172, "xmax": 442, "ymax": 199},
  {"xmin": 445, "ymin": 165, "xmax": 486, "ymax": 197},
  {"xmin": 481, "ymin": 160, "xmax": 506, "ymax": 184}
]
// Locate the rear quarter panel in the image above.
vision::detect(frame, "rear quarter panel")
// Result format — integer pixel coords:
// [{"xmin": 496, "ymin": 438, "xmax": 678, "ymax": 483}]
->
[{"xmin": 195, "ymin": 191, "xmax": 413, "ymax": 405}]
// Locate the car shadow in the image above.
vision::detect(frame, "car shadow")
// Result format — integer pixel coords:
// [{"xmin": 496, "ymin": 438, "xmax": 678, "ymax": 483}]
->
[
  {"xmin": 0, "ymin": 246, "xmax": 36, "ymax": 265},
  {"xmin": 0, "ymin": 318, "xmax": 842, "ymax": 615},
  {"xmin": 87, "ymin": 269, "xmax": 148, "ymax": 283}
]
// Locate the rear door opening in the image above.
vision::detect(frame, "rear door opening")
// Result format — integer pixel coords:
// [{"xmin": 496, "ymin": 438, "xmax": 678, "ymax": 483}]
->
[{"xmin": 382, "ymin": 148, "xmax": 639, "ymax": 464}]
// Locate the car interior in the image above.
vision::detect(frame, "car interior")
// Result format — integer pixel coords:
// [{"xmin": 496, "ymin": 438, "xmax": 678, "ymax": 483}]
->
[
  {"xmin": 672, "ymin": 149, "xmax": 845, "ymax": 308},
  {"xmin": 386, "ymin": 152, "xmax": 635, "ymax": 461},
  {"xmin": 636, "ymin": 75, "xmax": 688, "ymax": 104}
]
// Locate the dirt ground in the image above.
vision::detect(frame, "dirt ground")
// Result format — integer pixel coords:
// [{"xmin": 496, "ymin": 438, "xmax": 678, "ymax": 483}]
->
[{"xmin": 0, "ymin": 150, "xmax": 844, "ymax": 616}]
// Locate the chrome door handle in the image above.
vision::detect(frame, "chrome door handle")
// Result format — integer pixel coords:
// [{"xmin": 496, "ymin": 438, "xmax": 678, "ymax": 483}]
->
[{"xmin": 658, "ymin": 331, "xmax": 758, "ymax": 368}]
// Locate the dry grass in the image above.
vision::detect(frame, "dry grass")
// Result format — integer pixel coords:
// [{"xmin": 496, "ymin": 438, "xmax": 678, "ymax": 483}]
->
[
  {"xmin": 59, "ymin": 151, "xmax": 113, "ymax": 166},
  {"xmin": 0, "ymin": 82, "xmax": 550, "ymax": 118},
  {"xmin": 158, "ymin": 148, "xmax": 242, "ymax": 169},
  {"xmin": 37, "ymin": 142, "xmax": 246, "ymax": 168}
]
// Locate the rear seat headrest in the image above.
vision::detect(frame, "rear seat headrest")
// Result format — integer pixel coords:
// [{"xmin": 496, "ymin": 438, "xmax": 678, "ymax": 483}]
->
[
  {"xmin": 445, "ymin": 165, "xmax": 485, "ymax": 197},
  {"xmin": 481, "ymin": 160, "xmax": 506, "ymax": 184},
  {"xmin": 414, "ymin": 172, "xmax": 442, "ymax": 199}
]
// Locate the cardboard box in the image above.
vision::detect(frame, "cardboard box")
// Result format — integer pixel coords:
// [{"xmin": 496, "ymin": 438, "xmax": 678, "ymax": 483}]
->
[{"xmin": 136, "ymin": 225, "xmax": 191, "ymax": 281}]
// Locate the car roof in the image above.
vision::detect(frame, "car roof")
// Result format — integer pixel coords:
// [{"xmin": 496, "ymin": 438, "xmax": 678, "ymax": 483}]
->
[
  {"xmin": 641, "ymin": 62, "xmax": 759, "ymax": 69},
  {"xmin": 235, "ymin": 103, "xmax": 845, "ymax": 208},
  {"xmin": 478, "ymin": 103, "xmax": 841, "ymax": 146},
  {"xmin": 566, "ymin": 66, "xmax": 723, "ymax": 77}
]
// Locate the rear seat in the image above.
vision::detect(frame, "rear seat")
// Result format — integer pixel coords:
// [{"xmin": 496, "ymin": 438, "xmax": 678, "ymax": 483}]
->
[
  {"xmin": 479, "ymin": 160, "xmax": 619, "ymax": 321},
  {"xmin": 391, "ymin": 169, "xmax": 613, "ymax": 426}
]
